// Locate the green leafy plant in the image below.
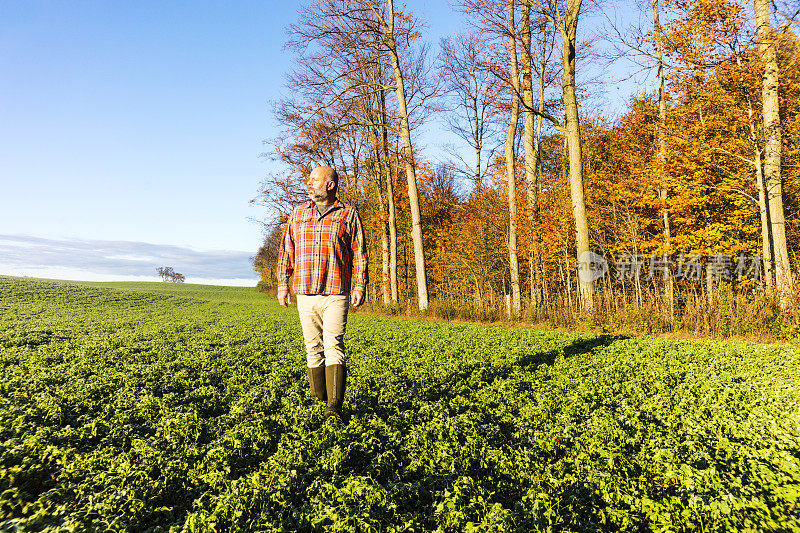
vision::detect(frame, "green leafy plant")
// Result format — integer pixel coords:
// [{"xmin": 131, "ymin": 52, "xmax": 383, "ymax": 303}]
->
[{"xmin": 0, "ymin": 276, "xmax": 798, "ymax": 531}]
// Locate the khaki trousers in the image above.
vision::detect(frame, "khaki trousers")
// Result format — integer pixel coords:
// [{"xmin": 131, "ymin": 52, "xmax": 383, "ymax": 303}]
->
[{"xmin": 296, "ymin": 294, "xmax": 349, "ymax": 368}]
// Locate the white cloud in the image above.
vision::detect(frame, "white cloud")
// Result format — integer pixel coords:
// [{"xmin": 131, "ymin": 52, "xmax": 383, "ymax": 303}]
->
[
  {"xmin": 105, "ymin": 254, "xmax": 162, "ymax": 262},
  {"xmin": 180, "ymin": 277, "xmax": 257, "ymax": 287},
  {"xmin": 0, "ymin": 234, "xmax": 259, "ymax": 285},
  {"xmin": 0, "ymin": 238, "xmax": 44, "ymax": 248}
]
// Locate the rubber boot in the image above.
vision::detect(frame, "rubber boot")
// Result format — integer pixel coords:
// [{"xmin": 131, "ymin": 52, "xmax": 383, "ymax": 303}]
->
[
  {"xmin": 324, "ymin": 363, "xmax": 347, "ymax": 421},
  {"xmin": 307, "ymin": 365, "xmax": 327, "ymax": 403}
]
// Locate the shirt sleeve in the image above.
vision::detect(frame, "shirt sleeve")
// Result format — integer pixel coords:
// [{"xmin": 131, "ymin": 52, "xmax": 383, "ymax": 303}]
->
[
  {"xmin": 350, "ymin": 208, "xmax": 369, "ymax": 293},
  {"xmin": 276, "ymin": 211, "xmax": 295, "ymax": 292}
]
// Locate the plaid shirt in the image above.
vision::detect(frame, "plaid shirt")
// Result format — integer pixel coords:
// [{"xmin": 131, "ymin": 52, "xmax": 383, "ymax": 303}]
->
[{"xmin": 277, "ymin": 200, "xmax": 368, "ymax": 295}]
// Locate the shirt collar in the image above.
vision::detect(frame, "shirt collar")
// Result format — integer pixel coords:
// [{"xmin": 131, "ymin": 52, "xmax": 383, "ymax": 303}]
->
[
  {"xmin": 304, "ymin": 199, "xmax": 343, "ymax": 220},
  {"xmin": 306, "ymin": 199, "xmax": 342, "ymax": 210}
]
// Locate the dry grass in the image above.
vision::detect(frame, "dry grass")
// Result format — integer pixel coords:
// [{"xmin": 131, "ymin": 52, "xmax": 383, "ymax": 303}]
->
[{"xmin": 354, "ymin": 282, "xmax": 800, "ymax": 345}]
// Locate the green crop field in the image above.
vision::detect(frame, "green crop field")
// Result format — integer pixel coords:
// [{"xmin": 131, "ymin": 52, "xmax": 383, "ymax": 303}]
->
[{"xmin": 1, "ymin": 276, "xmax": 799, "ymax": 532}]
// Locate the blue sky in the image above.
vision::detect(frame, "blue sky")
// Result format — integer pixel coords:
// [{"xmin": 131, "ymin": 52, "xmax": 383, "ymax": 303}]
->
[{"xmin": 0, "ymin": 0, "xmax": 642, "ymax": 285}]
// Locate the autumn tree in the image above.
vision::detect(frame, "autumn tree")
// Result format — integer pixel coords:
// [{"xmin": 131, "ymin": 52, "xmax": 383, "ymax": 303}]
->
[
  {"xmin": 458, "ymin": 0, "xmax": 592, "ymax": 314},
  {"xmin": 754, "ymin": 0, "xmax": 793, "ymax": 307},
  {"xmin": 253, "ymin": 224, "xmax": 284, "ymax": 288},
  {"xmin": 658, "ymin": 0, "xmax": 796, "ymax": 304},
  {"xmin": 156, "ymin": 266, "xmax": 184, "ymax": 283},
  {"xmin": 254, "ymin": 0, "xmax": 799, "ymax": 329}
]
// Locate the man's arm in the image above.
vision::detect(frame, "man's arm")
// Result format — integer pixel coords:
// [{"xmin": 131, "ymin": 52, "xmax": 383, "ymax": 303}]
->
[
  {"xmin": 276, "ymin": 212, "xmax": 295, "ymax": 307},
  {"xmin": 350, "ymin": 208, "xmax": 368, "ymax": 306}
]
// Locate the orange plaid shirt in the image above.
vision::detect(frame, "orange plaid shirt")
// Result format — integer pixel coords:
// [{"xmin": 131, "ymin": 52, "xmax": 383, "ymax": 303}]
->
[{"xmin": 277, "ymin": 200, "xmax": 369, "ymax": 295}]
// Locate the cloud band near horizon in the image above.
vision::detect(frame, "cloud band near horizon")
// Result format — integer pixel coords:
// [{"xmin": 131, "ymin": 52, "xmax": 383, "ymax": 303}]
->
[{"xmin": 0, "ymin": 234, "xmax": 259, "ymax": 285}]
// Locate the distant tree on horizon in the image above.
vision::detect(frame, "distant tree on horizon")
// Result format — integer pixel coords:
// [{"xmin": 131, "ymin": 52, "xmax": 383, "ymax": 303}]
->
[{"xmin": 156, "ymin": 266, "xmax": 185, "ymax": 283}]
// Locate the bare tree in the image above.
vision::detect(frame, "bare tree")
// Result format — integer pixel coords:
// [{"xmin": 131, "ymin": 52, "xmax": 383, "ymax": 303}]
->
[
  {"xmin": 156, "ymin": 266, "xmax": 173, "ymax": 282},
  {"xmin": 529, "ymin": 0, "xmax": 593, "ymax": 312},
  {"xmin": 439, "ymin": 32, "xmax": 502, "ymax": 192},
  {"xmin": 277, "ymin": 0, "xmax": 437, "ymax": 310},
  {"xmin": 519, "ymin": 0, "xmax": 559, "ymax": 306},
  {"xmin": 378, "ymin": 0, "xmax": 434, "ymax": 309},
  {"xmin": 455, "ymin": 0, "xmax": 523, "ymax": 314}
]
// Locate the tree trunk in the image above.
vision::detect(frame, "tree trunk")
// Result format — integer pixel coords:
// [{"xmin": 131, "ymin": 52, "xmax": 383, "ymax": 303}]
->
[
  {"xmin": 754, "ymin": 0, "xmax": 792, "ymax": 308},
  {"xmin": 755, "ymin": 149, "xmax": 774, "ymax": 291},
  {"xmin": 366, "ymin": 106, "xmax": 392, "ymax": 306},
  {"xmin": 386, "ymin": 0, "xmax": 429, "ymax": 310},
  {"xmin": 560, "ymin": 0, "xmax": 593, "ymax": 312},
  {"xmin": 380, "ymin": 89, "xmax": 399, "ymax": 303},
  {"xmin": 743, "ymin": 88, "xmax": 775, "ymax": 293},
  {"xmin": 474, "ymin": 101, "xmax": 483, "ymax": 190},
  {"xmin": 651, "ymin": 0, "xmax": 674, "ymax": 318},
  {"xmin": 652, "ymin": 0, "xmax": 669, "ymax": 244},
  {"xmin": 520, "ymin": 0, "xmax": 537, "ymax": 309},
  {"xmin": 386, "ymin": 166, "xmax": 399, "ymax": 303},
  {"xmin": 372, "ymin": 155, "xmax": 392, "ymax": 305},
  {"xmin": 505, "ymin": 0, "xmax": 522, "ymax": 317},
  {"xmin": 531, "ymin": 21, "xmax": 547, "ymax": 307},
  {"xmin": 731, "ymin": 50, "xmax": 776, "ymax": 295}
]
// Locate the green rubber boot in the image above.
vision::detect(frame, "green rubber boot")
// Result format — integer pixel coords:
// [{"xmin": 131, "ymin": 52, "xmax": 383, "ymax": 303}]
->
[
  {"xmin": 324, "ymin": 363, "xmax": 347, "ymax": 421},
  {"xmin": 307, "ymin": 365, "xmax": 327, "ymax": 403}
]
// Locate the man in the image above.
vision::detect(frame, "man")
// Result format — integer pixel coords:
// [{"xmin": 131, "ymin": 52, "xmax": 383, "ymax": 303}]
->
[{"xmin": 276, "ymin": 166, "xmax": 368, "ymax": 421}]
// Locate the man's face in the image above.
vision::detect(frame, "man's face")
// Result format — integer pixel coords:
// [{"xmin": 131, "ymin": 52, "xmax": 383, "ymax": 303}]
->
[{"xmin": 307, "ymin": 169, "xmax": 333, "ymax": 203}]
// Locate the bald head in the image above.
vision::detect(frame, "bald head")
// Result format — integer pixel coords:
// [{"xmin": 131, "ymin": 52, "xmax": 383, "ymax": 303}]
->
[
  {"xmin": 311, "ymin": 166, "xmax": 338, "ymax": 185},
  {"xmin": 307, "ymin": 166, "xmax": 339, "ymax": 205}
]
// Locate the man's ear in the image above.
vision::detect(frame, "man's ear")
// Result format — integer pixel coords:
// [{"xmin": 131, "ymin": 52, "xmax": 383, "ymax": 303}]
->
[{"xmin": 327, "ymin": 180, "xmax": 336, "ymax": 191}]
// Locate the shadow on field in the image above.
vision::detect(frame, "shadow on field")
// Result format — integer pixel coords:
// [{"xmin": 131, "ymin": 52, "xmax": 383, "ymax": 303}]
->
[
  {"xmin": 487, "ymin": 332, "xmax": 624, "ymax": 377},
  {"xmin": 467, "ymin": 333, "xmax": 628, "ymax": 394},
  {"xmin": 517, "ymin": 333, "xmax": 627, "ymax": 370},
  {"xmin": 354, "ymin": 333, "xmax": 628, "ymax": 418}
]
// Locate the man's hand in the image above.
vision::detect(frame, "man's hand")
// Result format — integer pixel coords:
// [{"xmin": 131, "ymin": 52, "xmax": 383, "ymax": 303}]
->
[
  {"xmin": 350, "ymin": 290, "xmax": 364, "ymax": 307},
  {"xmin": 278, "ymin": 289, "xmax": 291, "ymax": 307}
]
